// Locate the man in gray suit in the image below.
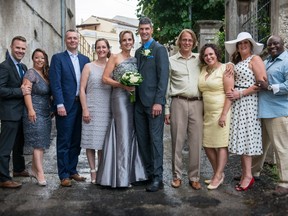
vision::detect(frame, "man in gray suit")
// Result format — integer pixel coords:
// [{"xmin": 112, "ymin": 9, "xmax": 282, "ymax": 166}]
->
[
  {"xmin": 0, "ymin": 36, "xmax": 31, "ymax": 188},
  {"xmin": 135, "ymin": 17, "xmax": 169, "ymax": 192}
]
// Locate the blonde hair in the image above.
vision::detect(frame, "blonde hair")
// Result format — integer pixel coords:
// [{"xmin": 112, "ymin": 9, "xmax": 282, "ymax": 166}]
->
[{"xmin": 175, "ymin": 29, "xmax": 198, "ymax": 49}]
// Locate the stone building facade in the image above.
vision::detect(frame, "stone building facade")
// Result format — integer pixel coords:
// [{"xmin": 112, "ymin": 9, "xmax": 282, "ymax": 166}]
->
[
  {"xmin": 225, "ymin": 0, "xmax": 288, "ymax": 47},
  {"xmin": 0, "ymin": 0, "xmax": 76, "ymax": 66},
  {"xmin": 271, "ymin": 0, "xmax": 288, "ymax": 46}
]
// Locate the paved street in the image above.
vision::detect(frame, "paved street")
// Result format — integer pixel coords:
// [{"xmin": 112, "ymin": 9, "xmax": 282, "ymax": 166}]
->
[{"xmin": 0, "ymin": 121, "xmax": 287, "ymax": 216}]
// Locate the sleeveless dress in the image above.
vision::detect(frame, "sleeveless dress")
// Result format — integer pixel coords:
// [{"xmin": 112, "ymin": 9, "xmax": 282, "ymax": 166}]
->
[
  {"xmin": 23, "ymin": 68, "xmax": 51, "ymax": 149},
  {"xmin": 228, "ymin": 55, "xmax": 262, "ymax": 155},
  {"xmin": 96, "ymin": 57, "xmax": 147, "ymax": 187},
  {"xmin": 81, "ymin": 63, "xmax": 111, "ymax": 150},
  {"xmin": 198, "ymin": 64, "xmax": 230, "ymax": 148}
]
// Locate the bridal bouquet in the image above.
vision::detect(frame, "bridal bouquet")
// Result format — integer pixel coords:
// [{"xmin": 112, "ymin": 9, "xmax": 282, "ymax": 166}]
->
[{"xmin": 120, "ymin": 71, "xmax": 143, "ymax": 103}]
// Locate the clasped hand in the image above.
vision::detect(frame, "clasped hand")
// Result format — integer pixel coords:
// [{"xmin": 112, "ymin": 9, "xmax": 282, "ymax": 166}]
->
[
  {"xmin": 124, "ymin": 86, "xmax": 135, "ymax": 92},
  {"xmin": 255, "ymin": 79, "xmax": 269, "ymax": 90},
  {"xmin": 226, "ymin": 85, "xmax": 260, "ymax": 101},
  {"xmin": 21, "ymin": 83, "xmax": 32, "ymax": 95}
]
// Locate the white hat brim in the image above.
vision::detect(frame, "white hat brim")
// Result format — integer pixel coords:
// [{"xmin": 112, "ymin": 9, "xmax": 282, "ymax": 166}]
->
[{"xmin": 225, "ymin": 35, "xmax": 263, "ymax": 55}]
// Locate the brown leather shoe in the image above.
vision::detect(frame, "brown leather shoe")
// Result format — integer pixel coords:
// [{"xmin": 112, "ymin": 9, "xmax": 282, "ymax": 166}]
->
[
  {"xmin": 273, "ymin": 186, "xmax": 288, "ymax": 197},
  {"xmin": 13, "ymin": 170, "xmax": 30, "ymax": 177},
  {"xmin": 190, "ymin": 181, "xmax": 201, "ymax": 190},
  {"xmin": 0, "ymin": 180, "xmax": 22, "ymax": 188},
  {"xmin": 60, "ymin": 178, "xmax": 72, "ymax": 187},
  {"xmin": 70, "ymin": 174, "xmax": 86, "ymax": 182},
  {"xmin": 171, "ymin": 178, "xmax": 182, "ymax": 188}
]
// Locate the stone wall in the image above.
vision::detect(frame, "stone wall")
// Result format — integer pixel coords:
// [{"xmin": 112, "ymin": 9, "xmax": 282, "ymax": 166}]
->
[
  {"xmin": 0, "ymin": 0, "xmax": 75, "ymax": 67},
  {"xmin": 226, "ymin": 0, "xmax": 288, "ymax": 47},
  {"xmin": 274, "ymin": 0, "xmax": 288, "ymax": 47}
]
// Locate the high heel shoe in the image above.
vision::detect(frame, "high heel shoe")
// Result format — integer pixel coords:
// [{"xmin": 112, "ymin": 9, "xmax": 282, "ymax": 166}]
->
[
  {"xmin": 235, "ymin": 177, "xmax": 254, "ymax": 191},
  {"xmin": 205, "ymin": 173, "xmax": 225, "ymax": 186},
  {"xmin": 90, "ymin": 169, "xmax": 96, "ymax": 185},
  {"xmin": 207, "ymin": 176, "xmax": 224, "ymax": 190},
  {"xmin": 29, "ymin": 170, "xmax": 47, "ymax": 186}
]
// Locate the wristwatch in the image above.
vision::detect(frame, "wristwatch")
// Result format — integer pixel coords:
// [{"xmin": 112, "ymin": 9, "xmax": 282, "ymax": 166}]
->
[{"xmin": 267, "ymin": 85, "xmax": 272, "ymax": 91}]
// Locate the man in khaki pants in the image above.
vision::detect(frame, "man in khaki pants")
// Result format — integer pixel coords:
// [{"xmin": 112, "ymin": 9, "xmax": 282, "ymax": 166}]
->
[
  {"xmin": 165, "ymin": 29, "xmax": 203, "ymax": 190},
  {"xmin": 252, "ymin": 35, "xmax": 288, "ymax": 197}
]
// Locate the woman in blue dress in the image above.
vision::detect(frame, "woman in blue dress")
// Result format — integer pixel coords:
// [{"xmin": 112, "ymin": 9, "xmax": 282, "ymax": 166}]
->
[{"xmin": 23, "ymin": 48, "xmax": 51, "ymax": 186}]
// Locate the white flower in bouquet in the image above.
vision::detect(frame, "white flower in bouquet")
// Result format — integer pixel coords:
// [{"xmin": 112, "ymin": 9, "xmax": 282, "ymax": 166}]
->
[
  {"xmin": 120, "ymin": 71, "xmax": 143, "ymax": 103},
  {"xmin": 129, "ymin": 75, "xmax": 140, "ymax": 84}
]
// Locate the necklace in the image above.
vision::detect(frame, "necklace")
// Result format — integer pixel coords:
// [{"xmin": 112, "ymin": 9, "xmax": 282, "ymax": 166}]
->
[
  {"xmin": 206, "ymin": 67, "xmax": 216, "ymax": 75},
  {"xmin": 206, "ymin": 63, "xmax": 221, "ymax": 75}
]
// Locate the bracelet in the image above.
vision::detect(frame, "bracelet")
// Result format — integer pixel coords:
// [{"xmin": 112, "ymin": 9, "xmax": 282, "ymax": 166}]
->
[{"xmin": 239, "ymin": 90, "xmax": 243, "ymax": 98}]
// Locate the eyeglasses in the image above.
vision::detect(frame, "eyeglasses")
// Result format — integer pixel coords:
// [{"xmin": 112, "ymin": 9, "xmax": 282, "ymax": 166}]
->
[{"xmin": 181, "ymin": 39, "xmax": 194, "ymax": 43}]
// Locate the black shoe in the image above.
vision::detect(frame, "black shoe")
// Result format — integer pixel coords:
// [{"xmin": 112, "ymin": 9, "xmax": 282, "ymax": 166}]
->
[
  {"xmin": 146, "ymin": 180, "xmax": 164, "ymax": 192},
  {"xmin": 131, "ymin": 179, "xmax": 151, "ymax": 186}
]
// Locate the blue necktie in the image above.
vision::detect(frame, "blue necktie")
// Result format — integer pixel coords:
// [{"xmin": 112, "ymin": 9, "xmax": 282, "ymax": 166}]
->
[{"xmin": 17, "ymin": 63, "xmax": 24, "ymax": 79}]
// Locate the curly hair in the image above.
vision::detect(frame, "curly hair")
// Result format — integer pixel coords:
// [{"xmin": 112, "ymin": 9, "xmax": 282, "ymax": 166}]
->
[{"xmin": 199, "ymin": 43, "xmax": 222, "ymax": 66}]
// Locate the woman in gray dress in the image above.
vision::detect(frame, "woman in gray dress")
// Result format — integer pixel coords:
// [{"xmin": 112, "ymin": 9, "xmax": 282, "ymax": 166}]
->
[
  {"xmin": 80, "ymin": 38, "xmax": 111, "ymax": 184},
  {"xmin": 23, "ymin": 48, "xmax": 51, "ymax": 186},
  {"xmin": 97, "ymin": 30, "xmax": 146, "ymax": 187}
]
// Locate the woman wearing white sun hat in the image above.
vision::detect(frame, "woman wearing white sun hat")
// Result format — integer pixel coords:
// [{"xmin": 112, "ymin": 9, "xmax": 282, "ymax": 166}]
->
[{"xmin": 224, "ymin": 32, "xmax": 267, "ymax": 191}]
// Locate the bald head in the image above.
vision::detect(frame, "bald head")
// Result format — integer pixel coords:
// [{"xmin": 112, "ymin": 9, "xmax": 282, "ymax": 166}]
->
[{"xmin": 267, "ymin": 35, "xmax": 285, "ymax": 58}]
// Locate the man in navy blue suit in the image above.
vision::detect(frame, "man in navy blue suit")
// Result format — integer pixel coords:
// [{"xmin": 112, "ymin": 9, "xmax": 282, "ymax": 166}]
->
[{"xmin": 49, "ymin": 29, "xmax": 90, "ymax": 187}]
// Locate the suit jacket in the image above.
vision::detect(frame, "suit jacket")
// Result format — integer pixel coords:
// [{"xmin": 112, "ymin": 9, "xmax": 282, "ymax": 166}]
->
[
  {"xmin": 49, "ymin": 50, "xmax": 90, "ymax": 113},
  {"xmin": 0, "ymin": 57, "xmax": 27, "ymax": 121},
  {"xmin": 135, "ymin": 40, "xmax": 169, "ymax": 107}
]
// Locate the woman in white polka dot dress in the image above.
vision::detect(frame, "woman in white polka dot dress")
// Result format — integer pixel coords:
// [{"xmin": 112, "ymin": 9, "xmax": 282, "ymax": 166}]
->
[{"xmin": 225, "ymin": 32, "xmax": 267, "ymax": 191}]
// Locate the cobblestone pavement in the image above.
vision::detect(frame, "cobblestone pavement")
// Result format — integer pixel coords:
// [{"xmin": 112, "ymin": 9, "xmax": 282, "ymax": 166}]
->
[{"xmin": 0, "ymin": 122, "xmax": 287, "ymax": 216}]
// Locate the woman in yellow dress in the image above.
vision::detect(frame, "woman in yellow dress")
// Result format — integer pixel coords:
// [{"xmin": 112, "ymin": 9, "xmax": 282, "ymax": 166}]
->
[{"xmin": 198, "ymin": 44, "xmax": 234, "ymax": 189}]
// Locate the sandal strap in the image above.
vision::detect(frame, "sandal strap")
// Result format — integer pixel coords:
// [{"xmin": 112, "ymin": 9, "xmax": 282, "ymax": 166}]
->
[{"xmin": 90, "ymin": 169, "xmax": 96, "ymax": 173}]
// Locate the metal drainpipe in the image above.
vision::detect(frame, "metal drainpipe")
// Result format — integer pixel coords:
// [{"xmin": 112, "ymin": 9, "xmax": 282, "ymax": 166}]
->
[{"xmin": 61, "ymin": 0, "xmax": 65, "ymax": 51}]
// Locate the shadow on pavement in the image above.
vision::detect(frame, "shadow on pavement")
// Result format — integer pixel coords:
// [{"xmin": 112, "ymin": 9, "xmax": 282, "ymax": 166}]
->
[{"xmin": 1, "ymin": 122, "xmax": 287, "ymax": 216}]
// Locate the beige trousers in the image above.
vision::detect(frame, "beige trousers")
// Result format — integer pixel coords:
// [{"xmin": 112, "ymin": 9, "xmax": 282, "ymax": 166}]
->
[
  {"xmin": 170, "ymin": 98, "xmax": 203, "ymax": 182},
  {"xmin": 252, "ymin": 117, "xmax": 288, "ymax": 188}
]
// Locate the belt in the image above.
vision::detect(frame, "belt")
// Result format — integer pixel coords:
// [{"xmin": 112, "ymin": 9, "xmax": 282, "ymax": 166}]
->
[
  {"xmin": 234, "ymin": 85, "xmax": 248, "ymax": 89},
  {"xmin": 75, "ymin": 96, "xmax": 79, "ymax": 101},
  {"xmin": 172, "ymin": 95, "xmax": 202, "ymax": 101}
]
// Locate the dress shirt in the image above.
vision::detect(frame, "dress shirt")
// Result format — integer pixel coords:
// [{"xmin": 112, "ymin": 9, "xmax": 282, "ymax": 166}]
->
[
  {"xmin": 143, "ymin": 38, "xmax": 154, "ymax": 49},
  {"xmin": 67, "ymin": 50, "xmax": 81, "ymax": 96},
  {"xmin": 9, "ymin": 54, "xmax": 24, "ymax": 78},
  {"xmin": 258, "ymin": 51, "xmax": 288, "ymax": 118},
  {"xmin": 165, "ymin": 51, "xmax": 201, "ymax": 114},
  {"xmin": 57, "ymin": 50, "xmax": 81, "ymax": 109}
]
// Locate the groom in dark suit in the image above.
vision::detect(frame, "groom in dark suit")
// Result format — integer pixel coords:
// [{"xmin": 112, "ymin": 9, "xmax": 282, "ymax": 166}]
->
[
  {"xmin": 49, "ymin": 30, "xmax": 90, "ymax": 187},
  {"xmin": 135, "ymin": 17, "xmax": 169, "ymax": 192},
  {"xmin": 0, "ymin": 36, "xmax": 31, "ymax": 188}
]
